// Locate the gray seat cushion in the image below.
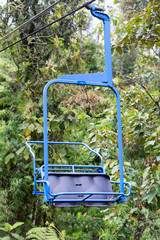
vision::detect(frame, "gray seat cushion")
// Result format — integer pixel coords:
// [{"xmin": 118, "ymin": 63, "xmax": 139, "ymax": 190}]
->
[{"xmin": 48, "ymin": 173, "xmax": 113, "ymax": 207}]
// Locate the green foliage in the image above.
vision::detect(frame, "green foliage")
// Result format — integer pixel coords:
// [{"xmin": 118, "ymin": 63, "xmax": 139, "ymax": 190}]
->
[
  {"xmin": 113, "ymin": 0, "xmax": 160, "ymax": 50},
  {"xmin": 26, "ymin": 225, "xmax": 59, "ymax": 240},
  {"xmin": 55, "ymin": 207, "xmax": 106, "ymax": 240},
  {"xmin": 112, "ymin": 47, "xmax": 136, "ymax": 79},
  {"xmin": 0, "ymin": 222, "xmax": 24, "ymax": 240}
]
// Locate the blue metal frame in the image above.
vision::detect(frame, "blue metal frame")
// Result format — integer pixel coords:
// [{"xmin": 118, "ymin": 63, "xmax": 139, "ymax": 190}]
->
[{"xmin": 26, "ymin": 3, "xmax": 131, "ymax": 204}]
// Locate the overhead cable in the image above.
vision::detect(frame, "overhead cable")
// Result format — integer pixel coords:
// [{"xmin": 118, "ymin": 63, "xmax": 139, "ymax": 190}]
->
[
  {"xmin": 0, "ymin": 0, "xmax": 95, "ymax": 53},
  {"xmin": 0, "ymin": 0, "xmax": 63, "ymax": 43}
]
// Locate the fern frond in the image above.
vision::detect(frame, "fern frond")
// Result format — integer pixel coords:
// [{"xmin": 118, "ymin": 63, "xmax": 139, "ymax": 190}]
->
[
  {"xmin": 26, "ymin": 227, "xmax": 59, "ymax": 240},
  {"xmin": 46, "ymin": 227, "xmax": 59, "ymax": 239}
]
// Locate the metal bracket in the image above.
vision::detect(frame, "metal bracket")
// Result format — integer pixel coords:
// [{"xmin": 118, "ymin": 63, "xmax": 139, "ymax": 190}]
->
[{"xmin": 57, "ymin": 3, "xmax": 113, "ymax": 86}]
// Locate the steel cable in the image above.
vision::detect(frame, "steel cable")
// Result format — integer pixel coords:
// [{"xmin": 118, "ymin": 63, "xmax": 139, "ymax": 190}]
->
[
  {"xmin": 0, "ymin": 0, "xmax": 95, "ymax": 53},
  {"xmin": 0, "ymin": 0, "xmax": 63, "ymax": 43}
]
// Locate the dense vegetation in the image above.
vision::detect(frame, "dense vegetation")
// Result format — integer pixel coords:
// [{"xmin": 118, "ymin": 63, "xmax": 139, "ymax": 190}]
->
[{"xmin": 0, "ymin": 0, "xmax": 159, "ymax": 239}]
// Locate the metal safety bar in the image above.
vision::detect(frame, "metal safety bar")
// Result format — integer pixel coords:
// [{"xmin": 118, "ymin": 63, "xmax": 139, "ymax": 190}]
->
[
  {"xmin": 28, "ymin": 179, "xmax": 131, "ymax": 203},
  {"xmin": 26, "ymin": 140, "xmax": 105, "ymax": 195}
]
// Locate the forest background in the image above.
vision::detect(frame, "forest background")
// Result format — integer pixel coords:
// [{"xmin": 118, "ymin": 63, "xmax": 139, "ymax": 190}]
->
[{"xmin": 0, "ymin": 0, "xmax": 159, "ymax": 239}]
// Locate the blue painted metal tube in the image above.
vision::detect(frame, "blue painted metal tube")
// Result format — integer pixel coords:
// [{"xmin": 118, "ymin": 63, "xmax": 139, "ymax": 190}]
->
[
  {"xmin": 111, "ymin": 181, "xmax": 132, "ymax": 197},
  {"xmin": 43, "ymin": 85, "xmax": 49, "ymax": 184},
  {"xmin": 50, "ymin": 192, "xmax": 124, "ymax": 203},
  {"xmin": 91, "ymin": 4, "xmax": 112, "ymax": 86},
  {"xmin": 103, "ymin": 18, "xmax": 113, "ymax": 86},
  {"xmin": 25, "ymin": 141, "xmax": 104, "ymax": 169},
  {"xmin": 50, "ymin": 196, "xmax": 122, "ymax": 203},
  {"xmin": 47, "ymin": 166, "xmax": 103, "ymax": 171},
  {"xmin": 37, "ymin": 179, "xmax": 50, "ymax": 202},
  {"xmin": 48, "ymin": 169, "xmax": 102, "ymax": 172},
  {"xmin": 47, "ymin": 164, "xmax": 102, "ymax": 168},
  {"xmin": 50, "ymin": 192, "xmax": 123, "ymax": 197},
  {"xmin": 34, "ymin": 191, "xmax": 44, "ymax": 195},
  {"xmin": 110, "ymin": 86, "xmax": 125, "ymax": 200}
]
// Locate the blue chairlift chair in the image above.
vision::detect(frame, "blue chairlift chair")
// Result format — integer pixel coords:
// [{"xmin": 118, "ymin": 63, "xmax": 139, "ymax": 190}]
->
[{"xmin": 26, "ymin": 4, "xmax": 131, "ymax": 207}]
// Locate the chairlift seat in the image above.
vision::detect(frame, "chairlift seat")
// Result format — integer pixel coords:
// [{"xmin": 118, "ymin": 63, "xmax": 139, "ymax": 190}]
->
[
  {"xmin": 48, "ymin": 172, "xmax": 113, "ymax": 207},
  {"xmin": 25, "ymin": 4, "xmax": 132, "ymax": 207}
]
